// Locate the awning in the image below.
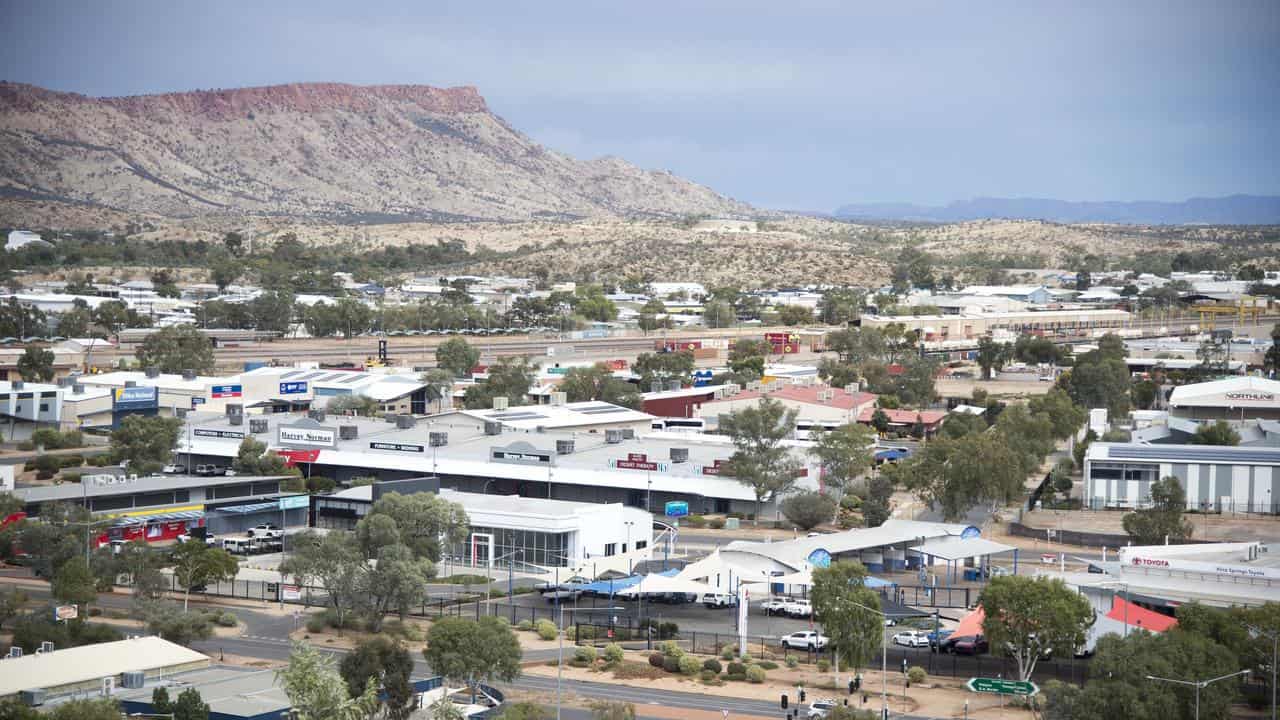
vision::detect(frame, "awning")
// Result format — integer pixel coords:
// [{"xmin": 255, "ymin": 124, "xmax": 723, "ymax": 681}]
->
[
  {"xmin": 112, "ymin": 509, "xmax": 204, "ymax": 526},
  {"xmin": 575, "ymin": 568, "xmax": 679, "ymax": 594},
  {"xmin": 910, "ymin": 536, "xmax": 1016, "ymax": 562},
  {"xmin": 953, "ymin": 605, "xmax": 986, "ymax": 638},
  {"xmin": 617, "ymin": 573, "xmax": 715, "ymax": 597},
  {"xmin": 1106, "ymin": 596, "xmax": 1177, "ymax": 633},
  {"xmin": 209, "ymin": 501, "xmax": 281, "ymax": 515}
]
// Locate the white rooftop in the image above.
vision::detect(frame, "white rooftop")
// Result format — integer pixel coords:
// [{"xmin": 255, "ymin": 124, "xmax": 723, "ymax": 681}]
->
[
  {"xmin": 0, "ymin": 636, "xmax": 208, "ymax": 697},
  {"xmin": 460, "ymin": 400, "xmax": 655, "ymax": 430},
  {"xmin": 723, "ymin": 518, "xmax": 972, "ymax": 570},
  {"xmin": 1169, "ymin": 376, "xmax": 1280, "ymax": 408}
]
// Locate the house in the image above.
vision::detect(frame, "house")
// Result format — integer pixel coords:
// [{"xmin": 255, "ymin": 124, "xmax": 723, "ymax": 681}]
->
[{"xmin": 856, "ymin": 406, "xmax": 947, "ymax": 436}]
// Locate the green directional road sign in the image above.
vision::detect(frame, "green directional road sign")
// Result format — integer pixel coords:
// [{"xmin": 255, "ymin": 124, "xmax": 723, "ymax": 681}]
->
[{"xmin": 966, "ymin": 677, "xmax": 1039, "ymax": 696}]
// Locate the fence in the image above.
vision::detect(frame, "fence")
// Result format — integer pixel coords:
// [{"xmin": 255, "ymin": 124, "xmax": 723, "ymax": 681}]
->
[
  {"xmin": 572, "ymin": 623, "xmax": 1092, "ymax": 684},
  {"xmin": 889, "ymin": 585, "xmax": 972, "ymax": 609},
  {"xmin": 1006, "ymin": 521, "xmax": 1214, "ymax": 549}
]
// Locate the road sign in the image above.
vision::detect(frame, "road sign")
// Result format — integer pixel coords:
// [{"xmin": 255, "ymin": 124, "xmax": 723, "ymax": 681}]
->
[
  {"xmin": 966, "ymin": 677, "xmax": 1038, "ymax": 696},
  {"xmin": 53, "ymin": 605, "xmax": 78, "ymax": 621}
]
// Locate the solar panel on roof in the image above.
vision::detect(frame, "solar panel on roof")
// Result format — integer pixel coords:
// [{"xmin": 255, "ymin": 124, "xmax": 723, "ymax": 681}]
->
[
  {"xmin": 578, "ymin": 407, "xmax": 629, "ymax": 415},
  {"xmin": 1108, "ymin": 445, "xmax": 1280, "ymax": 464}
]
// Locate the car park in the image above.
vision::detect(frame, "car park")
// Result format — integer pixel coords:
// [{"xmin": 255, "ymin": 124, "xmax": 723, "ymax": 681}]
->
[
  {"xmin": 781, "ymin": 631, "xmax": 828, "ymax": 651},
  {"xmin": 951, "ymin": 635, "xmax": 989, "ymax": 655},
  {"xmin": 926, "ymin": 629, "xmax": 953, "ymax": 650},
  {"xmin": 177, "ymin": 533, "xmax": 217, "ymax": 546},
  {"xmin": 162, "ymin": 464, "xmax": 187, "ymax": 474},
  {"xmin": 892, "ymin": 630, "xmax": 929, "ymax": 648},
  {"xmin": 541, "ymin": 588, "xmax": 583, "ymax": 603}
]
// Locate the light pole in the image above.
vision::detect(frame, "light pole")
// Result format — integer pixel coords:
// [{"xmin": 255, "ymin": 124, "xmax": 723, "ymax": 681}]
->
[
  {"xmin": 558, "ymin": 605, "xmax": 623, "ymax": 720},
  {"xmin": 847, "ymin": 599, "xmax": 891, "ymax": 720},
  {"xmin": 1247, "ymin": 624, "xmax": 1280, "ymax": 720},
  {"xmin": 1147, "ymin": 669, "xmax": 1251, "ymax": 720}
]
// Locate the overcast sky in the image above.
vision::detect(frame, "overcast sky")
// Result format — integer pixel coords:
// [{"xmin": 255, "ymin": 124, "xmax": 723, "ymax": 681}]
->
[{"xmin": 2, "ymin": 1, "xmax": 1277, "ymax": 210}]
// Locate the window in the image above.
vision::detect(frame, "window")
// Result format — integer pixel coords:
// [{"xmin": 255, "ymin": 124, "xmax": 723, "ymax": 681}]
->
[
  {"xmin": 39, "ymin": 403, "xmax": 48, "ymax": 412},
  {"xmin": 636, "ymin": 540, "xmax": 648, "ymax": 550},
  {"xmin": 604, "ymin": 543, "xmax": 617, "ymax": 557}
]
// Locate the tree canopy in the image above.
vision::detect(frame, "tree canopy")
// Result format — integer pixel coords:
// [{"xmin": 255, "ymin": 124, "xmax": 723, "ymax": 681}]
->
[
  {"xmin": 422, "ymin": 616, "xmax": 523, "ymax": 698},
  {"xmin": 719, "ymin": 398, "xmax": 802, "ymax": 522},
  {"xmin": 810, "ymin": 561, "xmax": 884, "ymax": 671},
  {"xmin": 979, "ymin": 575, "xmax": 1094, "ymax": 681},
  {"xmin": 279, "ymin": 642, "xmax": 379, "ymax": 720},
  {"xmin": 109, "ymin": 415, "xmax": 182, "ymax": 475},
  {"xmin": 558, "ymin": 363, "xmax": 641, "ymax": 409},
  {"xmin": 809, "ymin": 424, "xmax": 875, "ymax": 493},
  {"xmin": 17, "ymin": 346, "xmax": 55, "ymax": 382},
  {"xmin": 436, "ymin": 337, "xmax": 480, "ymax": 378},
  {"xmin": 134, "ymin": 325, "xmax": 215, "ymax": 374},
  {"xmin": 464, "ymin": 355, "xmax": 537, "ymax": 409},
  {"xmin": 1122, "ymin": 476, "xmax": 1193, "ymax": 543}
]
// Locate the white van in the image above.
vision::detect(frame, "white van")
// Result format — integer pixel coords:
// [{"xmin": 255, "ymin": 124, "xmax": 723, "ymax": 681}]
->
[{"xmin": 222, "ymin": 538, "xmax": 254, "ymax": 555}]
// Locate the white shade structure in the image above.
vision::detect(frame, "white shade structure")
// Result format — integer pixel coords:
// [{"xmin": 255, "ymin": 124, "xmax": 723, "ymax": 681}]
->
[{"xmin": 617, "ymin": 572, "xmax": 715, "ymax": 597}]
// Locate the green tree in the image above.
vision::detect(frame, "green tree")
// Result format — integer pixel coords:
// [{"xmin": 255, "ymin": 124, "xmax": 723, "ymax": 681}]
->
[
  {"xmin": 869, "ymin": 408, "xmax": 890, "ymax": 435},
  {"xmin": 589, "ymin": 702, "xmax": 637, "ymax": 720},
  {"xmin": 0, "ymin": 586, "xmax": 28, "ymax": 630},
  {"xmin": 232, "ymin": 437, "xmax": 297, "ymax": 477},
  {"xmin": 109, "ymin": 415, "xmax": 181, "ymax": 475},
  {"xmin": 976, "ymin": 336, "xmax": 1011, "ymax": 380},
  {"xmin": 420, "ymin": 368, "xmax": 455, "ymax": 413},
  {"xmin": 810, "ymin": 424, "xmax": 875, "ymax": 493},
  {"xmin": 279, "ymin": 531, "xmax": 365, "ymax": 630},
  {"xmin": 142, "ymin": 606, "xmax": 213, "ymax": 647},
  {"xmin": 248, "ymin": 290, "xmax": 296, "ymax": 334},
  {"xmin": 979, "ymin": 575, "xmax": 1094, "ymax": 681},
  {"xmin": 152, "ymin": 687, "xmax": 173, "ymax": 714},
  {"xmin": 719, "ymin": 398, "xmax": 802, "ymax": 523},
  {"xmin": 170, "ymin": 542, "xmax": 238, "ymax": 610},
  {"xmin": 1122, "ymin": 477, "xmax": 1193, "ymax": 544},
  {"xmin": 572, "ymin": 285, "xmax": 618, "ymax": 323},
  {"xmin": 702, "ymin": 299, "xmax": 736, "ymax": 328},
  {"xmin": 817, "ymin": 288, "xmax": 863, "ymax": 325},
  {"xmin": 494, "ymin": 701, "xmax": 552, "ymax": 720},
  {"xmin": 436, "ymin": 337, "xmax": 481, "ymax": 378},
  {"xmin": 279, "ymin": 642, "xmax": 379, "ymax": 720},
  {"xmin": 91, "ymin": 300, "xmax": 130, "ymax": 340},
  {"xmin": 810, "ymin": 560, "xmax": 883, "ymax": 672},
  {"xmin": 1059, "ymin": 344, "xmax": 1131, "ymax": 417},
  {"xmin": 1265, "ymin": 324, "xmax": 1280, "ymax": 377},
  {"xmin": 1026, "ymin": 388, "xmax": 1087, "ymax": 441},
  {"xmin": 0, "ymin": 297, "xmax": 47, "ymax": 339},
  {"xmin": 729, "ymin": 338, "xmax": 773, "ymax": 378},
  {"xmin": 861, "ymin": 472, "xmax": 894, "ymax": 528},
  {"xmin": 172, "ymin": 687, "xmax": 211, "ymax": 720},
  {"xmin": 326, "ymin": 394, "xmax": 381, "ymax": 417},
  {"xmin": 903, "ymin": 432, "xmax": 1024, "ymax": 519},
  {"xmin": 361, "ymin": 543, "xmax": 433, "ymax": 632},
  {"xmin": 135, "ymin": 325, "xmax": 215, "ymax": 374},
  {"xmin": 339, "ymin": 636, "xmax": 416, "ymax": 719},
  {"xmin": 816, "ymin": 358, "xmax": 859, "ymax": 389},
  {"xmin": 51, "ymin": 557, "xmax": 97, "ymax": 608},
  {"xmin": 778, "ymin": 305, "xmax": 813, "ymax": 326},
  {"xmin": 47, "ymin": 699, "xmax": 121, "ymax": 720},
  {"xmin": 637, "ymin": 298, "xmax": 672, "ymax": 334},
  {"xmin": 208, "ymin": 251, "xmax": 241, "ymax": 292},
  {"xmin": 558, "ymin": 363, "xmax": 641, "ymax": 409},
  {"xmin": 1192, "ymin": 420, "xmax": 1240, "ymax": 446},
  {"xmin": 779, "ymin": 491, "xmax": 836, "ymax": 530},
  {"xmin": 54, "ymin": 302, "xmax": 94, "ymax": 338},
  {"xmin": 463, "ymin": 355, "xmax": 536, "ymax": 409},
  {"xmin": 364, "ymin": 491, "xmax": 468, "ymax": 562},
  {"xmin": 16, "ymin": 346, "xmax": 55, "ymax": 382},
  {"xmin": 422, "ymin": 616, "xmax": 523, "ymax": 701},
  {"xmin": 632, "ymin": 351, "xmax": 695, "ymax": 389}
]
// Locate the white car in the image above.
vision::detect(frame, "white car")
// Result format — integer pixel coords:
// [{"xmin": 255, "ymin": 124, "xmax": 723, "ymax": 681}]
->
[
  {"xmin": 761, "ymin": 599, "xmax": 790, "ymax": 615},
  {"xmin": 781, "ymin": 631, "xmax": 828, "ymax": 651},
  {"xmin": 806, "ymin": 699, "xmax": 839, "ymax": 718},
  {"xmin": 892, "ymin": 630, "xmax": 929, "ymax": 648},
  {"xmin": 701, "ymin": 592, "xmax": 736, "ymax": 608},
  {"xmin": 248, "ymin": 524, "xmax": 284, "ymax": 539},
  {"xmin": 784, "ymin": 600, "xmax": 814, "ymax": 618}
]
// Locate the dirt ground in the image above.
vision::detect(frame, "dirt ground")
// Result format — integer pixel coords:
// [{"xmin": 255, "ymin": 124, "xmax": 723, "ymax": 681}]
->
[{"xmin": 1018, "ymin": 506, "xmax": 1280, "ymax": 544}]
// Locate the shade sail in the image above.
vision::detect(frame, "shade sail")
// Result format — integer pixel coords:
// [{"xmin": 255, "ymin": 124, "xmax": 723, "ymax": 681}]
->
[
  {"xmin": 1106, "ymin": 595, "xmax": 1177, "ymax": 632},
  {"xmin": 617, "ymin": 572, "xmax": 715, "ymax": 597},
  {"xmin": 574, "ymin": 568, "xmax": 678, "ymax": 594},
  {"xmin": 953, "ymin": 605, "xmax": 986, "ymax": 638}
]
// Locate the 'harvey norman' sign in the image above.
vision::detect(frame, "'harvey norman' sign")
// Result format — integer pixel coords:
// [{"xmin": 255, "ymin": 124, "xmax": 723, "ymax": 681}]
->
[
  {"xmin": 490, "ymin": 441, "xmax": 553, "ymax": 466},
  {"xmin": 277, "ymin": 424, "xmax": 336, "ymax": 448}
]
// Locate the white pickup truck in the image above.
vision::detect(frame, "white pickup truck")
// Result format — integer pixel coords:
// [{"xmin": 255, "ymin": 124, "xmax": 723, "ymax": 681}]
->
[{"xmin": 783, "ymin": 600, "xmax": 813, "ymax": 618}]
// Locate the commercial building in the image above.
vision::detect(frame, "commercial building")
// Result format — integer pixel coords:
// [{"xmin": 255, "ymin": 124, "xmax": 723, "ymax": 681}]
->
[
  {"xmin": 0, "ymin": 636, "xmax": 209, "ymax": 704},
  {"xmin": 457, "ymin": 398, "xmax": 656, "ymax": 434},
  {"xmin": 178, "ymin": 411, "xmax": 819, "ymax": 515},
  {"xmin": 698, "ymin": 384, "xmax": 877, "ymax": 429},
  {"xmin": 1168, "ymin": 376, "xmax": 1280, "ymax": 421},
  {"xmin": 317, "ymin": 483, "xmax": 655, "ymax": 573},
  {"xmin": 1084, "ymin": 442, "xmax": 1280, "ymax": 513},
  {"xmin": 861, "ymin": 308, "xmax": 1131, "ymax": 341}
]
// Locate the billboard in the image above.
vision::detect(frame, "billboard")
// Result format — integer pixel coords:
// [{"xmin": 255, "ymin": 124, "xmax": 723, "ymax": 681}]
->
[
  {"xmin": 113, "ymin": 386, "xmax": 158, "ymax": 410},
  {"xmin": 370, "ymin": 441, "xmax": 425, "ymax": 453},
  {"xmin": 54, "ymin": 605, "xmax": 78, "ymax": 621},
  {"xmin": 765, "ymin": 332, "xmax": 801, "ymax": 354},
  {"xmin": 490, "ymin": 442, "xmax": 554, "ymax": 466},
  {"xmin": 279, "ymin": 381, "xmax": 308, "ymax": 395},
  {"xmin": 611, "ymin": 452, "xmax": 667, "ymax": 471},
  {"xmin": 665, "ymin": 501, "xmax": 689, "ymax": 517},
  {"xmin": 211, "ymin": 384, "xmax": 243, "ymax": 399},
  {"xmin": 277, "ymin": 422, "xmax": 336, "ymax": 448},
  {"xmin": 193, "ymin": 428, "xmax": 244, "ymax": 440}
]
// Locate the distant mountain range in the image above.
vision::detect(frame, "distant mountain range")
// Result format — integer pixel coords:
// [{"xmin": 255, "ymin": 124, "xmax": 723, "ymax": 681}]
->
[{"xmin": 833, "ymin": 195, "xmax": 1280, "ymax": 225}]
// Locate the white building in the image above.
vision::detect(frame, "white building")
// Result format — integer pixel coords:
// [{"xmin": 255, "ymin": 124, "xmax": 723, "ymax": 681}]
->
[{"xmin": 1168, "ymin": 376, "xmax": 1280, "ymax": 421}]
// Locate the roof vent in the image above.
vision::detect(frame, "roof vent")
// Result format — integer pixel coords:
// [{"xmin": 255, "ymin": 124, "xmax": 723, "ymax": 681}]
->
[
  {"xmin": 226, "ymin": 403, "xmax": 243, "ymax": 417},
  {"xmin": 250, "ymin": 418, "xmax": 269, "ymax": 434},
  {"xmin": 144, "ymin": 367, "xmax": 160, "ymax": 379},
  {"xmin": 670, "ymin": 447, "xmax": 689, "ymax": 463},
  {"xmin": 308, "ymin": 409, "xmax": 325, "ymax": 422},
  {"xmin": 550, "ymin": 391, "xmax": 567, "ymax": 406},
  {"xmin": 429, "ymin": 431, "xmax": 448, "ymax": 447},
  {"xmin": 493, "ymin": 396, "xmax": 509, "ymax": 411},
  {"xmin": 339, "ymin": 425, "xmax": 358, "ymax": 440},
  {"xmin": 72, "ymin": 384, "xmax": 85, "ymax": 394},
  {"xmin": 229, "ymin": 414, "xmax": 244, "ymax": 426},
  {"xmin": 484, "ymin": 421, "xmax": 502, "ymax": 436},
  {"xmin": 605, "ymin": 429, "xmax": 623, "ymax": 444},
  {"xmin": 182, "ymin": 369, "xmax": 196, "ymax": 381},
  {"xmin": 396, "ymin": 414, "xmax": 416, "ymax": 429},
  {"xmin": 556, "ymin": 439, "xmax": 575, "ymax": 455},
  {"xmin": 843, "ymin": 384, "xmax": 857, "ymax": 394}
]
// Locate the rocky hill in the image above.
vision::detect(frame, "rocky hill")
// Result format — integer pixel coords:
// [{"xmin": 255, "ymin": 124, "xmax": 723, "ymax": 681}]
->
[{"xmin": 0, "ymin": 81, "xmax": 751, "ymax": 222}]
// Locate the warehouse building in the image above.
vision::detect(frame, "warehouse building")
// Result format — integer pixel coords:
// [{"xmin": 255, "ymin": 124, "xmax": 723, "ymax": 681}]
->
[
  {"xmin": 0, "ymin": 636, "xmax": 209, "ymax": 705},
  {"xmin": 861, "ymin": 307, "xmax": 1130, "ymax": 341},
  {"xmin": 1084, "ymin": 442, "xmax": 1280, "ymax": 513},
  {"xmin": 1168, "ymin": 376, "xmax": 1280, "ymax": 421}
]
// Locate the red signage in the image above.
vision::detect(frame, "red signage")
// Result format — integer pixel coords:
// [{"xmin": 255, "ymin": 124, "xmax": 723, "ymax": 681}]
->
[
  {"xmin": 276, "ymin": 449, "xmax": 321, "ymax": 466},
  {"xmin": 606, "ymin": 359, "xmax": 629, "ymax": 370},
  {"xmin": 615, "ymin": 452, "xmax": 660, "ymax": 471},
  {"xmin": 765, "ymin": 333, "xmax": 800, "ymax": 354},
  {"xmin": 657, "ymin": 340, "xmax": 702, "ymax": 352},
  {"xmin": 702, "ymin": 459, "xmax": 728, "ymax": 476}
]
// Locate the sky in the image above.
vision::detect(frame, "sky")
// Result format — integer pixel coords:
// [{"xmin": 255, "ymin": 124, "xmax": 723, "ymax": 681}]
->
[{"xmin": 1, "ymin": 1, "xmax": 1278, "ymax": 211}]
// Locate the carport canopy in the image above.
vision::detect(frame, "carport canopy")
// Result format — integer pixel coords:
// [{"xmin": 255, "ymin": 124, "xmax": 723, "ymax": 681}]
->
[
  {"xmin": 617, "ymin": 573, "xmax": 715, "ymax": 597},
  {"xmin": 909, "ymin": 536, "xmax": 1015, "ymax": 561}
]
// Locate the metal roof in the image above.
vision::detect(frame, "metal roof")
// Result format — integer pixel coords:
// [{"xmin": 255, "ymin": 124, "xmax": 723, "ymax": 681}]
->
[
  {"xmin": 1102, "ymin": 443, "xmax": 1280, "ymax": 465},
  {"xmin": 12, "ymin": 474, "xmax": 287, "ymax": 504},
  {"xmin": 0, "ymin": 636, "xmax": 208, "ymax": 697},
  {"xmin": 910, "ymin": 536, "xmax": 1016, "ymax": 561}
]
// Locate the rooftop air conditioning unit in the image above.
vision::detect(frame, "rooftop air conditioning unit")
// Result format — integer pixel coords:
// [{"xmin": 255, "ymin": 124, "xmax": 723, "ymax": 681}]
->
[
  {"xmin": 182, "ymin": 369, "xmax": 196, "ymax": 381},
  {"xmin": 227, "ymin": 403, "xmax": 244, "ymax": 417},
  {"xmin": 429, "ymin": 432, "xmax": 448, "ymax": 447},
  {"xmin": 146, "ymin": 366, "xmax": 161, "ymax": 378},
  {"xmin": 622, "ymin": 429, "xmax": 635, "ymax": 440},
  {"xmin": 550, "ymin": 391, "xmax": 567, "ymax": 406},
  {"xmin": 8, "ymin": 647, "xmax": 21, "ymax": 658},
  {"xmin": 484, "ymin": 421, "xmax": 502, "ymax": 436},
  {"xmin": 396, "ymin": 415, "xmax": 416, "ymax": 429},
  {"xmin": 670, "ymin": 447, "xmax": 689, "ymax": 463},
  {"xmin": 493, "ymin": 397, "xmax": 509, "ymax": 411},
  {"xmin": 38, "ymin": 642, "xmax": 53, "ymax": 654},
  {"xmin": 250, "ymin": 418, "xmax": 268, "ymax": 433},
  {"xmin": 124, "ymin": 380, "xmax": 137, "ymax": 388},
  {"xmin": 605, "ymin": 429, "xmax": 623, "ymax": 444},
  {"xmin": 843, "ymin": 384, "xmax": 857, "ymax": 394},
  {"xmin": 72, "ymin": 384, "xmax": 85, "ymax": 394},
  {"xmin": 120, "ymin": 671, "xmax": 145, "ymax": 689},
  {"xmin": 229, "ymin": 414, "xmax": 244, "ymax": 426},
  {"xmin": 19, "ymin": 689, "xmax": 44, "ymax": 707},
  {"xmin": 339, "ymin": 425, "xmax": 358, "ymax": 440},
  {"xmin": 556, "ymin": 439, "xmax": 575, "ymax": 455},
  {"xmin": 308, "ymin": 409, "xmax": 325, "ymax": 422}
]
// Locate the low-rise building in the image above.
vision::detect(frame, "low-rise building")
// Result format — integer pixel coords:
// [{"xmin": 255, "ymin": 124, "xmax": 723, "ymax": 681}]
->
[
  {"xmin": 1168, "ymin": 376, "xmax": 1280, "ymax": 421},
  {"xmin": 0, "ymin": 636, "xmax": 209, "ymax": 704},
  {"xmin": 1084, "ymin": 442, "xmax": 1279, "ymax": 513},
  {"xmin": 862, "ymin": 308, "xmax": 1130, "ymax": 341}
]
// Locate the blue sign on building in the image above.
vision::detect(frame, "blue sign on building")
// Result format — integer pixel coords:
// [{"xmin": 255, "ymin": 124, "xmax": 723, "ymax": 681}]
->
[
  {"xmin": 693, "ymin": 370, "xmax": 714, "ymax": 387},
  {"xmin": 664, "ymin": 501, "xmax": 689, "ymax": 517},
  {"xmin": 279, "ymin": 381, "xmax": 308, "ymax": 395},
  {"xmin": 113, "ymin": 386, "xmax": 158, "ymax": 411},
  {"xmin": 807, "ymin": 548, "xmax": 832, "ymax": 568}
]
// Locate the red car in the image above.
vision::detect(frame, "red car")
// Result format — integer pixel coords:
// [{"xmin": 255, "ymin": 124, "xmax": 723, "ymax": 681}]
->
[{"xmin": 951, "ymin": 635, "xmax": 989, "ymax": 655}]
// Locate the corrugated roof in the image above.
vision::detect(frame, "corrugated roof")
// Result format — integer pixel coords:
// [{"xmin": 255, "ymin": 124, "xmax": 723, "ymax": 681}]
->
[
  {"xmin": 910, "ymin": 536, "xmax": 1015, "ymax": 561},
  {"xmin": 0, "ymin": 636, "xmax": 208, "ymax": 697}
]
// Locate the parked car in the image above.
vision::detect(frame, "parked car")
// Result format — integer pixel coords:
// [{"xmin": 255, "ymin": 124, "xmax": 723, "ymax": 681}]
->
[
  {"xmin": 162, "ymin": 464, "xmax": 187, "ymax": 474},
  {"xmin": 781, "ymin": 631, "xmax": 829, "ymax": 651},
  {"xmin": 248, "ymin": 524, "xmax": 283, "ymax": 539},
  {"xmin": 951, "ymin": 635, "xmax": 989, "ymax": 655},
  {"xmin": 761, "ymin": 599, "xmax": 790, "ymax": 616},
  {"xmin": 177, "ymin": 533, "xmax": 217, "ymax": 546},
  {"xmin": 883, "ymin": 616, "xmax": 897, "ymax": 627},
  {"xmin": 926, "ymin": 629, "xmax": 954, "ymax": 650},
  {"xmin": 784, "ymin": 600, "xmax": 813, "ymax": 618},
  {"xmin": 701, "ymin": 592, "xmax": 737, "ymax": 608},
  {"xmin": 806, "ymin": 699, "xmax": 839, "ymax": 718},
  {"xmin": 541, "ymin": 589, "xmax": 583, "ymax": 603},
  {"xmin": 892, "ymin": 630, "xmax": 930, "ymax": 648}
]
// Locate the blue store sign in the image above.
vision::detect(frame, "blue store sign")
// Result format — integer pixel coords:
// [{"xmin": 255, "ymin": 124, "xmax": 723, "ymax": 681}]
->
[
  {"xmin": 807, "ymin": 548, "xmax": 832, "ymax": 568},
  {"xmin": 113, "ymin": 386, "xmax": 158, "ymax": 410},
  {"xmin": 279, "ymin": 381, "xmax": 308, "ymax": 395},
  {"xmin": 664, "ymin": 501, "xmax": 689, "ymax": 517}
]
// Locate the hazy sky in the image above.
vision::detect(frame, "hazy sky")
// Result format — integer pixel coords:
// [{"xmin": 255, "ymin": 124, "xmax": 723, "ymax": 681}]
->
[{"xmin": 2, "ymin": 1, "xmax": 1277, "ymax": 210}]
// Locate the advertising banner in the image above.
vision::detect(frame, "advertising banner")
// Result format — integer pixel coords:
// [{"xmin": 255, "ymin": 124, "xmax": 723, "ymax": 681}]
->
[
  {"xmin": 279, "ymin": 381, "xmax": 309, "ymax": 395},
  {"xmin": 113, "ymin": 386, "xmax": 158, "ymax": 410},
  {"xmin": 211, "ymin": 384, "xmax": 243, "ymax": 399},
  {"xmin": 278, "ymin": 425, "xmax": 336, "ymax": 447}
]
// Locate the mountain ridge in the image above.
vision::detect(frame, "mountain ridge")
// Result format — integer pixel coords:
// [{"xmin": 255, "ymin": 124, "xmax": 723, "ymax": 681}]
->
[
  {"xmin": 834, "ymin": 194, "xmax": 1280, "ymax": 225},
  {"xmin": 0, "ymin": 81, "xmax": 751, "ymax": 222}
]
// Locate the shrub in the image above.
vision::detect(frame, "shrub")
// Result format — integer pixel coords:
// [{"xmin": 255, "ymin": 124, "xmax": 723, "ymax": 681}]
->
[
  {"xmin": 757, "ymin": 660, "xmax": 779, "ymax": 670},
  {"xmin": 61, "ymin": 472, "xmax": 81, "ymax": 484},
  {"xmin": 700, "ymin": 669, "xmax": 717, "ymax": 683},
  {"xmin": 701, "ymin": 658, "xmax": 722, "ymax": 674},
  {"xmin": 659, "ymin": 640, "xmax": 683, "ymax": 658},
  {"xmin": 658, "ymin": 621, "xmax": 679, "ymax": 639},
  {"xmin": 677, "ymin": 654, "xmax": 701, "ymax": 675},
  {"xmin": 305, "ymin": 615, "xmax": 326, "ymax": 633},
  {"xmin": 840, "ymin": 494, "xmax": 862, "ymax": 510},
  {"xmin": 720, "ymin": 646, "xmax": 736, "ymax": 660},
  {"xmin": 724, "ymin": 672, "xmax": 747, "ymax": 682},
  {"xmin": 684, "ymin": 514, "xmax": 707, "ymax": 528},
  {"xmin": 59, "ymin": 455, "xmax": 85, "ymax": 469},
  {"xmin": 708, "ymin": 517, "xmax": 726, "ymax": 529},
  {"xmin": 746, "ymin": 665, "xmax": 767, "ymax": 683},
  {"xmin": 535, "ymin": 619, "xmax": 557, "ymax": 641},
  {"xmin": 908, "ymin": 666, "xmax": 926, "ymax": 685},
  {"xmin": 648, "ymin": 652, "xmax": 665, "ymax": 668},
  {"xmin": 785, "ymin": 655, "xmax": 799, "ymax": 669},
  {"xmin": 603, "ymin": 643, "xmax": 625, "ymax": 664},
  {"xmin": 517, "ymin": 619, "xmax": 533, "ymax": 631},
  {"xmin": 726, "ymin": 662, "xmax": 746, "ymax": 676},
  {"xmin": 740, "ymin": 653, "xmax": 753, "ymax": 664},
  {"xmin": 216, "ymin": 612, "xmax": 238, "ymax": 627},
  {"xmin": 614, "ymin": 661, "xmax": 666, "ymax": 681},
  {"xmin": 144, "ymin": 607, "xmax": 213, "ymax": 646},
  {"xmin": 16, "ymin": 441, "xmax": 33, "ymax": 451},
  {"xmin": 780, "ymin": 491, "xmax": 837, "ymax": 530},
  {"xmin": 662, "ymin": 655, "xmax": 681, "ymax": 673},
  {"xmin": 575, "ymin": 646, "xmax": 597, "ymax": 663},
  {"xmin": 817, "ymin": 659, "xmax": 830, "ymax": 673}
]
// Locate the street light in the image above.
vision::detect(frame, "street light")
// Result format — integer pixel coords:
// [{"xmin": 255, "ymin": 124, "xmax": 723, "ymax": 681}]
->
[
  {"xmin": 558, "ymin": 605, "xmax": 623, "ymax": 720},
  {"xmin": 847, "ymin": 599, "xmax": 891, "ymax": 720},
  {"xmin": 1247, "ymin": 624, "xmax": 1279, "ymax": 720},
  {"xmin": 1147, "ymin": 669, "xmax": 1251, "ymax": 720}
]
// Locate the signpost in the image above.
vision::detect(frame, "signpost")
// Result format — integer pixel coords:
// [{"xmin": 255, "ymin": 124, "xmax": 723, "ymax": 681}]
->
[{"xmin": 966, "ymin": 678, "xmax": 1038, "ymax": 696}]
